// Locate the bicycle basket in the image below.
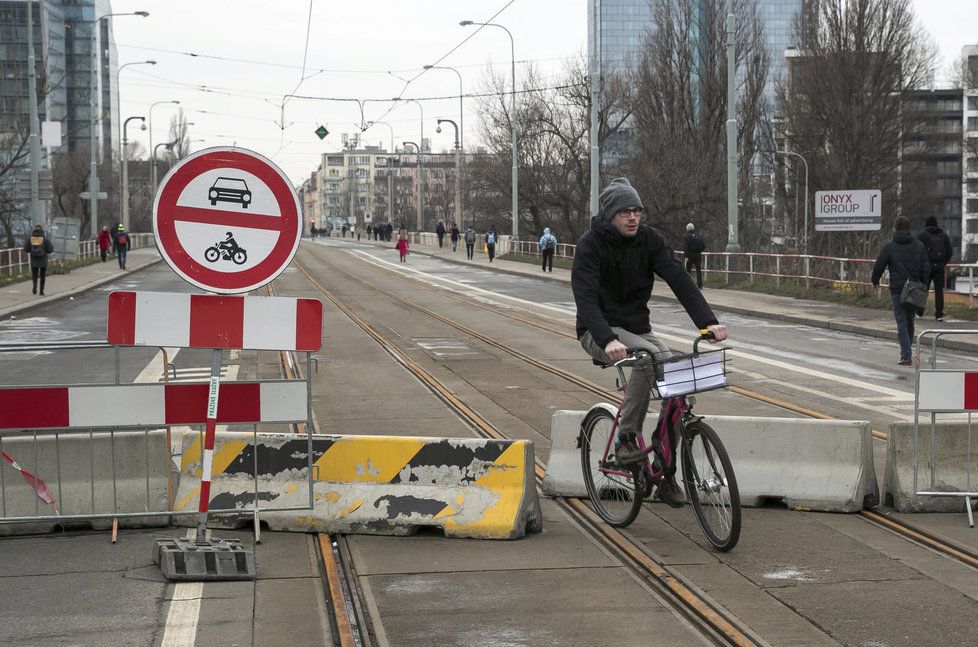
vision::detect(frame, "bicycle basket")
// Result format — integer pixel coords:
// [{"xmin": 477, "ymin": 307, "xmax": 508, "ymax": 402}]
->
[{"xmin": 654, "ymin": 347, "xmax": 728, "ymax": 398}]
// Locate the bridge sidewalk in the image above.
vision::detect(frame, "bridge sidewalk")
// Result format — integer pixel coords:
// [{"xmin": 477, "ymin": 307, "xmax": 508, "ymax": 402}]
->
[
  {"xmin": 0, "ymin": 247, "xmax": 163, "ymax": 319},
  {"xmin": 401, "ymin": 238, "xmax": 978, "ymax": 357}
]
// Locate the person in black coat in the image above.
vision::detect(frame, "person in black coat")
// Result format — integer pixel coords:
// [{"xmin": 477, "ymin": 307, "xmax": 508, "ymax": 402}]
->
[
  {"xmin": 871, "ymin": 216, "xmax": 930, "ymax": 366},
  {"xmin": 918, "ymin": 215, "xmax": 953, "ymax": 321},
  {"xmin": 572, "ymin": 177, "xmax": 727, "ymax": 507},
  {"xmin": 23, "ymin": 223, "xmax": 54, "ymax": 295},
  {"xmin": 682, "ymin": 223, "xmax": 706, "ymax": 288}
]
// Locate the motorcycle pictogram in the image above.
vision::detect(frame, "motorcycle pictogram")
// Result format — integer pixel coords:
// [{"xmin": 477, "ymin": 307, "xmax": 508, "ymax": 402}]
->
[{"xmin": 204, "ymin": 232, "xmax": 248, "ymax": 265}]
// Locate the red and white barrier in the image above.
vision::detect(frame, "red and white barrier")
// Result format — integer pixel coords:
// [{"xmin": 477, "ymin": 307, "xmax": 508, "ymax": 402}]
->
[
  {"xmin": 0, "ymin": 382, "xmax": 307, "ymax": 431},
  {"xmin": 106, "ymin": 291, "xmax": 323, "ymax": 351},
  {"xmin": 917, "ymin": 371, "xmax": 978, "ymax": 411}
]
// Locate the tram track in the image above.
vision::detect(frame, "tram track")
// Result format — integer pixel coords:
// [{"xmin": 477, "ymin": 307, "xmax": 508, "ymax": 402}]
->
[
  {"xmin": 267, "ymin": 283, "xmax": 370, "ymax": 647},
  {"xmin": 297, "ymin": 243, "xmax": 978, "ymax": 580},
  {"xmin": 291, "ymin": 253, "xmax": 764, "ymax": 646}
]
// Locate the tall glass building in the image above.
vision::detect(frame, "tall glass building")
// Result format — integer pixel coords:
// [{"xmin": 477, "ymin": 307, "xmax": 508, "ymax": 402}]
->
[
  {"xmin": 0, "ymin": 0, "xmax": 67, "ymax": 133},
  {"xmin": 588, "ymin": 0, "xmax": 805, "ymax": 110},
  {"xmin": 62, "ymin": 0, "xmax": 119, "ymax": 159}
]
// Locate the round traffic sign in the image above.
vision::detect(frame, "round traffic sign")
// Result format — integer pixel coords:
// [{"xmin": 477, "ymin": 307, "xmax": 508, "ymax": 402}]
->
[{"xmin": 152, "ymin": 147, "xmax": 302, "ymax": 294}]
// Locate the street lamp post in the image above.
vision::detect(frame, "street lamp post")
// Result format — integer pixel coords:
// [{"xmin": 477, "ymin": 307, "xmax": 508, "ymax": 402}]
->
[
  {"xmin": 773, "ymin": 150, "xmax": 809, "ymax": 254},
  {"xmin": 424, "ymin": 65, "xmax": 465, "ymax": 227},
  {"xmin": 153, "ymin": 140, "xmax": 178, "ymax": 190},
  {"xmin": 121, "ymin": 116, "xmax": 145, "ymax": 231},
  {"xmin": 149, "ymin": 99, "xmax": 180, "ymax": 196},
  {"xmin": 366, "ymin": 121, "xmax": 395, "ymax": 226},
  {"xmin": 395, "ymin": 99, "xmax": 424, "ymax": 230},
  {"xmin": 89, "ymin": 10, "xmax": 149, "ymax": 237},
  {"xmin": 436, "ymin": 119, "xmax": 462, "ymax": 231},
  {"xmin": 403, "ymin": 141, "xmax": 422, "ymax": 231},
  {"xmin": 461, "ymin": 20, "xmax": 517, "ymax": 239}
]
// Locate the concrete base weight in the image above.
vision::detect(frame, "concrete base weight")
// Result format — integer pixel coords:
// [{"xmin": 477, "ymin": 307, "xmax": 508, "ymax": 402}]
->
[{"xmin": 154, "ymin": 536, "xmax": 256, "ymax": 581}]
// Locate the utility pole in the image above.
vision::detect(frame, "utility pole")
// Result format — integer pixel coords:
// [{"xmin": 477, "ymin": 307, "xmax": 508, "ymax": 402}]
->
[
  {"xmin": 725, "ymin": 0, "xmax": 740, "ymax": 254},
  {"xmin": 26, "ymin": 0, "xmax": 44, "ymax": 227},
  {"xmin": 589, "ymin": 0, "xmax": 601, "ymax": 216}
]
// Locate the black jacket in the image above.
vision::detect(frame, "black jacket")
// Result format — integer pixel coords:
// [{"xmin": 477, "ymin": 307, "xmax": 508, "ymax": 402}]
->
[
  {"xmin": 24, "ymin": 229, "xmax": 54, "ymax": 269},
  {"xmin": 683, "ymin": 231, "xmax": 705, "ymax": 259},
  {"xmin": 918, "ymin": 225, "xmax": 953, "ymax": 269},
  {"xmin": 572, "ymin": 215, "xmax": 717, "ymax": 347},
  {"xmin": 871, "ymin": 230, "xmax": 929, "ymax": 294}
]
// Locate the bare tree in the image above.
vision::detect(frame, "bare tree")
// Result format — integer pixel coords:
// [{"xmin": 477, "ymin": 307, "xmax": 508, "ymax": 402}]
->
[
  {"xmin": 622, "ymin": 0, "xmax": 770, "ymax": 252},
  {"xmin": 778, "ymin": 0, "xmax": 936, "ymax": 258},
  {"xmin": 167, "ymin": 108, "xmax": 191, "ymax": 160},
  {"xmin": 467, "ymin": 55, "xmax": 632, "ymax": 241}
]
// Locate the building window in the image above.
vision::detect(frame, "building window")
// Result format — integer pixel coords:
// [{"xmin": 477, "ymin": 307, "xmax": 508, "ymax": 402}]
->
[
  {"xmin": 968, "ymin": 179, "xmax": 978, "ymax": 194},
  {"xmin": 327, "ymin": 156, "xmax": 343, "ymax": 166},
  {"xmin": 969, "ymin": 199, "xmax": 978, "ymax": 214},
  {"xmin": 969, "ymin": 116, "xmax": 978, "ymax": 131},
  {"xmin": 967, "ymin": 219, "xmax": 978, "ymax": 234}
]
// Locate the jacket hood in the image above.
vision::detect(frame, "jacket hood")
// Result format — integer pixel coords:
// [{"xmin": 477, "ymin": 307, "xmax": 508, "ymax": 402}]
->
[
  {"xmin": 893, "ymin": 230, "xmax": 914, "ymax": 244},
  {"xmin": 543, "ymin": 227, "xmax": 551, "ymax": 236}
]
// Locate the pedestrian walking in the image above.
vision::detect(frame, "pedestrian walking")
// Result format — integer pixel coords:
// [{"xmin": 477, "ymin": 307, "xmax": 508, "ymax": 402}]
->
[
  {"xmin": 398, "ymin": 224, "xmax": 408, "ymax": 242},
  {"xmin": 436, "ymin": 220, "xmax": 446, "ymax": 248},
  {"xmin": 97, "ymin": 226, "xmax": 111, "ymax": 262},
  {"xmin": 485, "ymin": 225, "xmax": 497, "ymax": 263},
  {"xmin": 871, "ymin": 216, "xmax": 930, "ymax": 366},
  {"xmin": 464, "ymin": 226, "xmax": 476, "ymax": 260},
  {"xmin": 450, "ymin": 223, "xmax": 460, "ymax": 252},
  {"xmin": 366, "ymin": 224, "xmax": 373, "ymax": 240},
  {"xmin": 539, "ymin": 227, "xmax": 557, "ymax": 272},
  {"xmin": 113, "ymin": 224, "xmax": 131, "ymax": 270},
  {"xmin": 683, "ymin": 223, "xmax": 706, "ymax": 288},
  {"xmin": 395, "ymin": 237, "xmax": 409, "ymax": 262},
  {"xmin": 23, "ymin": 223, "xmax": 54, "ymax": 296},
  {"xmin": 918, "ymin": 215, "xmax": 953, "ymax": 321}
]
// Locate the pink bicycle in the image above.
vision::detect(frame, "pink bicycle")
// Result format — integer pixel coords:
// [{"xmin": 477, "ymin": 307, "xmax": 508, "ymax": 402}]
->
[{"xmin": 579, "ymin": 333, "xmax": 741, "ymax": 551}]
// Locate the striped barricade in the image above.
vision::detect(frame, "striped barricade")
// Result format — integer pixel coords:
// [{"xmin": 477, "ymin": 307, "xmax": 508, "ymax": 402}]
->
[{"xmin": 173, "ymin": 432, "xmax": 543, "ymax": 540}]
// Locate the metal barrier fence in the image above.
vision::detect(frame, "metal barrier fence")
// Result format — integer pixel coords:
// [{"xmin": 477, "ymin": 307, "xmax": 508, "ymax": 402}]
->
[
  {"xmin": 912, "ymin": 329, "xmax": 978, "ymax": 526},
  {"xmin": 0, "ymin": 233, "xmax": 155, "ymax": 278},
  {"xmin": 0, "ymin": 342, "xmax": 314, "ymax": 539}
]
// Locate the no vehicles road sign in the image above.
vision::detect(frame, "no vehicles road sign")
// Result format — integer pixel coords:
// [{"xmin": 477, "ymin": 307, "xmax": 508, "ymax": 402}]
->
[
  {"xmin": 153, "ymin": 147, "xmax": 302, "ymax": 294},
  {"xmin": 815, "ymin": 189, "xmax": 881, "ymax": 232}
]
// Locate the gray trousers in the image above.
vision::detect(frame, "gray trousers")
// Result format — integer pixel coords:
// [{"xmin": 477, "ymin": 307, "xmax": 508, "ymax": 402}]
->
[{"xmin": 580, "ymin": 327, "xmax": 672, "ymax": 438}]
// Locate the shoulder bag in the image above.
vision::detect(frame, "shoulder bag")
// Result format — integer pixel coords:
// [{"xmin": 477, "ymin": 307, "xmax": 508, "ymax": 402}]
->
[{"xmin": 896, "ymin": 257, "xmax": 928, "ymax": 310}]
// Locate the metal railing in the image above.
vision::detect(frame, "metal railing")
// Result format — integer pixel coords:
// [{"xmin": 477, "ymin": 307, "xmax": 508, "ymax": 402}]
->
[
  {"xmin": 0, "ymin": 343, "xmax": 314, "ymax": 537},
  {"xmin": 0, "ymin": 233, "xmax": 155, "ymax": 278}
]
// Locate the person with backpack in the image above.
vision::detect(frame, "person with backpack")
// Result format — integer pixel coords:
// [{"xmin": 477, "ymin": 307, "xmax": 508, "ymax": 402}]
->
[
  {"xmin": 871, "ymin": 216, "xmax": 930, "ymax": 366},
  {"xmin": 539, "ymin": 227, "xmax": 558, "ymax": 272},
  {"xmin": 683, "ymin": 223, "xmax": 706, "ymax": 289},
  {"xmin": 918, "ymin": 215, "xmax": 953, "ymax": 321},
  {"xmin": 113, "ymin": 224, "xmax": 131, "ymax": 270},
  {"xmin": 23, "ymin": 224, "xmax": 54, "ymax": 296},
  {"xmin": 485, "ymin": 225, "xmax": 497, "ymax": 263},
  {"xmin": 464, "ymin": 226, "xmax": 476, "ymax": 260},
  {"xmin": 97, "ymin": 226, "xmax": 111, "ymax": 262}
]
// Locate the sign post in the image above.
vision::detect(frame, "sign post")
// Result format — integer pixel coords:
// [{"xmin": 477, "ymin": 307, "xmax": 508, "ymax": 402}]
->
[
  {"xmin": 148, "ymin": 147, "xmax": 309, "ymax": 580},
  {"xmin": 815, "ymin": 190, "xmax": 882, "ymax": 232}
]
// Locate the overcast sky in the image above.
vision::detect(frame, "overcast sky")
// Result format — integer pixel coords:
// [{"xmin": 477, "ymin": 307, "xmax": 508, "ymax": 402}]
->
[{"xmin": 111, "ymin": 0, "xmax": 978, "ymax": 185}]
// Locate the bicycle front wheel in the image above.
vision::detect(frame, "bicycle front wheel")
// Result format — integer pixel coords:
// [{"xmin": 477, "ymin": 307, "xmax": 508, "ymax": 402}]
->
[
  {"xmin": 580, "ymin": 407, "xmax": 644, "ymax": 527},
  {"xmin": 681, "ymin": 420, "xmax": 741, "ymax": 551}
]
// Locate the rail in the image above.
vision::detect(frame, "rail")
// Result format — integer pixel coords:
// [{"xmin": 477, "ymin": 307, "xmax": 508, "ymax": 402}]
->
[{"xmin": 0, "ymin": 233, "xmax": 155, "ymax": 278}]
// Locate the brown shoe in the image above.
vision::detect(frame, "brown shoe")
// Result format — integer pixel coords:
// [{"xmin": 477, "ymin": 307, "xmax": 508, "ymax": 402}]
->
[
  {"xmin": 614, "ymin": 435, "xmax": 647, "ymax": 466},
  {"xmin": 654, "ymin": 476, "xmax": 685, "ymax": 508}
]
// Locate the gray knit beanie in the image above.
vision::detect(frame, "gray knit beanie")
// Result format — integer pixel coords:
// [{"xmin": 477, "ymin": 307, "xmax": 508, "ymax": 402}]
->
[{"xmin": 598, "ymin": 178, "xmax": 643, "ymax": 220}]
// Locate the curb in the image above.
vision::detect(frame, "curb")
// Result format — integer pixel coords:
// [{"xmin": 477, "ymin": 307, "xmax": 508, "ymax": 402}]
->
[{"xmin": 0, "ymin": 256, "xmax": 164, "ymax": 320}]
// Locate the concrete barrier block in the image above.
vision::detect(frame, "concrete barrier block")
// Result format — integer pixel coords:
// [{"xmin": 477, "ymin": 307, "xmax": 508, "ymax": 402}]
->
[
  {"xmin": 0, "ymin": 430, "xmax": 171, "ymax": 535},
  {"xmin": 173, "ymin": 432, "xmax": 543, "ymax": 540},
  {"xmin": 542, "ymin": 411, "xmax": 878, "ymax": 512},
  {"xmin": 884, "ymin": 421, "xmax": 978, "ymax": 512}
]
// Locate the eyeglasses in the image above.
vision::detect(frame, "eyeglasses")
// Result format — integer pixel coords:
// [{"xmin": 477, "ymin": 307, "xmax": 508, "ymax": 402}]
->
[{"xmin": 618, "ymin": 207, "xmax": 643, "ymax": 216}]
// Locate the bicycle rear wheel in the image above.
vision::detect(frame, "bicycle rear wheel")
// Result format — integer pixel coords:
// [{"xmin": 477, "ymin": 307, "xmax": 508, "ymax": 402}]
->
[
  {"xmin": 580, "ymin": 408, "xmax": 644, "ymax": 527},
  {"xmin": 681, "ymin": 420, "xmax": 741, "ymax": 551}
]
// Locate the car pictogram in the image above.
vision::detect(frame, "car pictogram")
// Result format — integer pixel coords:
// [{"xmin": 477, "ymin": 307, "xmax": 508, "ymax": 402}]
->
[{"xmin": 208, "ymin": 177, "xmax": 252, "ymax": 208}]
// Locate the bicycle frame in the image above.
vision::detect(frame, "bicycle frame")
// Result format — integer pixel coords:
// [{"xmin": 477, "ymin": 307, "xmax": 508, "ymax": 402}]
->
[{"xmin": 598, "ymin": 375, "xmax": 690, "ymax": 483}]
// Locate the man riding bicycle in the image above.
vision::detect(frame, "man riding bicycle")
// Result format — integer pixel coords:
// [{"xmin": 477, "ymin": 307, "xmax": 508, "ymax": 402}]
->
[{"xmin": 572, "ymin": 178, "xmax": 727, "ymax": 506}]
